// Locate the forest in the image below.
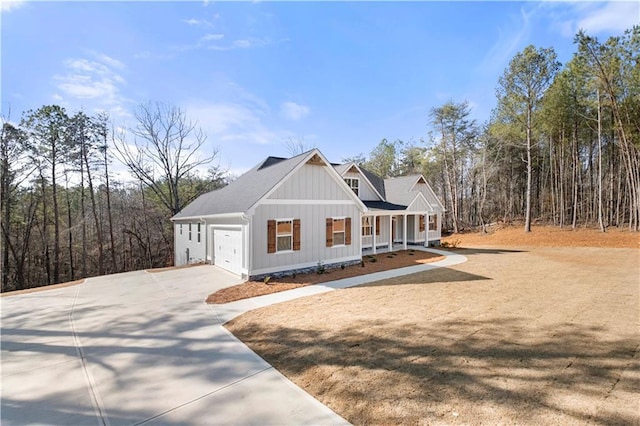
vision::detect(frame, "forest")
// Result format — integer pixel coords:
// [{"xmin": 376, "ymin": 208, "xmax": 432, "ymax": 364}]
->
[{"xmin": 1, "ymin": 27, "xmax": 638, "ymax": 292}]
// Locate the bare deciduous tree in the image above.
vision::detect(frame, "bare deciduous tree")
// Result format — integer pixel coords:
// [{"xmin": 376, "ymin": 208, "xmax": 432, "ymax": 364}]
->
[{"xmin": 114, "ymin": 102, "xmax": 218, "ymax": 215}]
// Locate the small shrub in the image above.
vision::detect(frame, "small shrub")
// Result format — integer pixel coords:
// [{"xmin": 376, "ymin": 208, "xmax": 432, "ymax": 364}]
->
[
  {"xmin": 408, "ymin": 252, "xmax": 414, "ymax": 255},
  {"xmin": 263, "ymin": 276, "xmax": 271, "ymax": 285},
  {"xmin": 341, "ymin": 264, "xmax": 346, "ymax": 270},
  {"xmin": 361, "ymin": 260, "xmax": 365, "ymax": 267},
  {"xmin": 387, "ymin": 255, "xmax": 394, "ymax": 258},
  {"xmin": 441, "ymin": 239, "xmax": 461, "ymax": 249},
  {"xmin": 316, "ymin": 260, "xmax": 326, "ymax": 275},
  {"xmin": 292, "ymin": 273, "xmax": 297, "ymax": 279},
  {"xmin": 370, "ymin": 257, "xmax": 377, "ymax": 263}
]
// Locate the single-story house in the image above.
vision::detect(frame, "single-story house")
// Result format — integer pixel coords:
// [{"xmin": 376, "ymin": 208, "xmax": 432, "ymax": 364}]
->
[{"xmin": 171, "ymin": 148, "xmax": 444, "ymax": 279}]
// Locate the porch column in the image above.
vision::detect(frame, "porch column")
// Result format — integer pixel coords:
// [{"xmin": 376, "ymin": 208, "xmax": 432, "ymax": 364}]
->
[
  {"xmin": 372, "ymin": 215, "xmax": 377, "ymax": 255},
  {"xmin": 403, "ymin": 214, "xmax": 408, "ymax": 250},
  {"xmin": 424, "ymin": 213, "xmax": 429, "ymax": 248},
  {"xmin": 389, "ymin": 215, "xmax": 393, "ymax": 252}
]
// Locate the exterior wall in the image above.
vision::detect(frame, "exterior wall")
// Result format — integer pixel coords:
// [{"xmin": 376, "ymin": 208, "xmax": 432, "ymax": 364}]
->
[
  {"xmin": 174, "ymin": 221, "xmax": 207, "ymax": 265},
  {"xmin": 407, "ymin": 195, "xmax": 429, "ymax": 212},
  {"xmin": 206, "ymin": 216, "xmax": 247, "ymax": 264},
  {"xmin": 174, "ymin": 216, "xmax": 247, "ymax": 268},
  {"xmin": 343, "ymin": 171, "xmax": 381, "ymax": 201},
  {"xmin": 269, "ymin": 163, "xmax": 352, "ymax": 200},
  {"xmin": 414, "ymin": 182, "xmax": 443, "ymax": 212},
  {"xmin": 251, "ymin": 203, "xmax": 362, "ymax": 276}
]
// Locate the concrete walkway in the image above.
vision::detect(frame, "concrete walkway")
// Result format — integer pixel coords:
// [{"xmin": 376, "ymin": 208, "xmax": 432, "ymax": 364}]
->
[{"xmin": 1, "ymin": 248, "xmax": 466, "ymax": 425}]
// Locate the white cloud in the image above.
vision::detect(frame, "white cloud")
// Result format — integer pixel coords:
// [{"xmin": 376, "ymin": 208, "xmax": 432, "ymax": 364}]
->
[
  {"xmin": 576, "ymin": 2, "xmax": 639, "ymax": 34},
  {"xmin": 206, "ymin": 37, "xmax": 271, "ymax": 51},
  {"xmin": 187, "ymin": 102, "xmax": 281, "ymax": 145},
  {"xmin": 479, "ymin": 6, "xmax": 534, "ymax": 75},
  {"xmin": 280, "ymin": 101, "xmax": 310, "ymax": 121},
  {"xmin": 1, "ymin": 0, "xmax": 25, "ymax": 13},
  {"xmin": 53, "ymin": 53, "xmax": 131, "ymax": 119},
  {"xmin": 183, "ymin": 18, "xmax": 211, "ymax": 26},
  {"xmin": 97, "ymin": 53, "xmax": 126, "ymax": 70},
  {"xmin": 201, "ymin": 33, "xmax": 224, "ymax": 42},
  {"xmin": 543, "ymin": 1, "xmax": 639, "ymax": 38}
]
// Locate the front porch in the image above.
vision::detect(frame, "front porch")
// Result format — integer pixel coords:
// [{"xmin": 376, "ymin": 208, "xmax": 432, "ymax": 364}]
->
[{"xmin": 361, "ymin": 211, "xmax": 441, "ymax": 255}]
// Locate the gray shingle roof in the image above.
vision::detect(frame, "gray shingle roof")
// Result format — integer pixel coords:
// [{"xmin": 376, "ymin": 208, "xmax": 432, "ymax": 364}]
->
[
  {"xmin": 363, "ymin": 200, "xmax": 407, "ymax": 211},
  {"xmin": 172, "ymin": 150, "xmax": 312, "ymax": 219},
  {"xmin": 359, "ymin": 167, "xmax": 386, "ymax": 199},
  {"xmin": 383, "ymin": 175, "xmax": 422, "ymax": 207}
]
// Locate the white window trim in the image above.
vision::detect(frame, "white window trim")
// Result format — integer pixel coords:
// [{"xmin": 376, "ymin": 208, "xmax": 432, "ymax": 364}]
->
[
  {"xmin": 344, "ymin": 177, "xmax": 359, "ymax": 196},
  {"xmin": 275, "ymin": 218, "xmax": 294, "ymax": 253},
  {"xmin": 428, "ymin": 214, "xmax": 437, "ymax": 229},
  {"xmin": 331, "ymin": 217, "xmax": 347, "ymax": 248},
  {"xmin": 362, "ymin": 216, "xmax": 372, "ymax": 236}
]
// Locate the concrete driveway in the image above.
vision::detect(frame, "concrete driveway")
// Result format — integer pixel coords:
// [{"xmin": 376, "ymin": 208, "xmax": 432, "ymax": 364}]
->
[{"xmin": 1, "ymin": 266, "xmax": 348, "ymax": 425}]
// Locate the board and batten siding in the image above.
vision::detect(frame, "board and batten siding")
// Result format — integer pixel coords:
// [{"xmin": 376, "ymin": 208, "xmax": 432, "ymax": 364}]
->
[
  {"xmin": 251, "ymin": 203, "xmax": 361, "ymax": 275},
  {"xmin": 174, "ymin": 222, "xmax": 206, "ymax": 265},
  {"xmin": 407, "ymin": 195, "xmax": 430, "ymax": 212},
  {"xmin": 343, "ymin": 171, "xmax": 381, "ymax": 201},
  {"xmin": 415, "ymin": 182, "xmax": 442, "ymax": 211},
  {"xmin": 268, "ymin": 163, "xmax": 352, "ymax": 201}
]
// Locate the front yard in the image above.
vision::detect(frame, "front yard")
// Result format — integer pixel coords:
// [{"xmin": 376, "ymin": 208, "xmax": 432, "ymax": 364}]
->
[{"xmin": 226, "ymin": 244, "xmax": 639, "ymax": 424}]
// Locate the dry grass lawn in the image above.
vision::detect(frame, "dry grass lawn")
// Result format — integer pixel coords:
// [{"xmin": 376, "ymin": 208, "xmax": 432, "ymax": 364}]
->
[{"xmin": 227, "ymin": 229, "xmax": 639, "ymax": 425}]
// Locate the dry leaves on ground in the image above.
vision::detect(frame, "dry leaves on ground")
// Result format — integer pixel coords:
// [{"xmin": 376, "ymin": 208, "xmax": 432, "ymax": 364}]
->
[{"xmin": 443, "ymin": 224, "xmax": 639, "ymax": 248}]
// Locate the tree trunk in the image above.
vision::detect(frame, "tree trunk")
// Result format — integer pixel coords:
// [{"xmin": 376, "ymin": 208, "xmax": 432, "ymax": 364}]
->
[
  {"xmin": 597, "ymin": 90, "xmax": 605, "ymax": 232},
  {"xmin": 524, "ymin": 104, "xmax": 532, "ymax": 233}
]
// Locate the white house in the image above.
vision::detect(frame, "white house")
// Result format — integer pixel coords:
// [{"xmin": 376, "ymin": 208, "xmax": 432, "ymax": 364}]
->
[{"xmin": 171, "ymin": 149, "xmax": 444, "ymax": 280}]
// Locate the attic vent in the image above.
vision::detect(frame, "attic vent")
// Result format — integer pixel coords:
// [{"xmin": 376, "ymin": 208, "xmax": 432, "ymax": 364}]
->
[
  {"xmin": 306, "ymin": 153, "xmax": 325, "ymax": 166},
  {"xmin": 347, "ymin": 165, "xmax": 359, "ymax": 174},
  {"xmin": 417, "ymin": 176, "xmax": 426, "ymax": 184}
]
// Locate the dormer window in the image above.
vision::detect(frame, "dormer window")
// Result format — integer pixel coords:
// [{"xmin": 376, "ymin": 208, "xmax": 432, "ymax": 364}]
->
[{"xmin": 344, "ymin": 178, "xmax": 359, "ymax": 196}]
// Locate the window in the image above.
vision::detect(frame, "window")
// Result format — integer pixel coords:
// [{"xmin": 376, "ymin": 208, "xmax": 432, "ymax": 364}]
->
[
  {"xmin": 276, "ymin": 220, "xmax": 293, "ymax": 252},
  {"xmin": 268, "ymin": 219, "xmax": 300, "ymax": 253},
  {"xmin": 333, "ymin": 218, "xmax": 345, "ymax": 245},
  {"xmin": 179, "ymin": 224, "xmax": 183, "ymax": 235},
  {"xmin": 419, "ymin": 215, "xmax": 425, "ymax": 232},
  {"xmin": 344, "ymin": 178, "xmax": 359, "ymax": 196},
  {"xmin": 429, "ymin": 214, "xmax": 437, "ymax": 229},
  {"xmin": 326, "ymin": 217, "xmax": 351, "ymax": 247},
  {"xmin": 362, "ymin": 217, "xmax": 372, "ymax": 236},
  {"xmin": 197, "ymin": 223, "xmax": 201, "ymax": 243},
  {"xmin": 188, "ymin": 224, "xmax": 192, "ymax": 241}
]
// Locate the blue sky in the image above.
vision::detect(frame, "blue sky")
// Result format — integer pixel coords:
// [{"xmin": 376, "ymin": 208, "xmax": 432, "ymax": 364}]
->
[{"xmin": 2, "ymin": 1, "xmax": 638, "ymax": 177}]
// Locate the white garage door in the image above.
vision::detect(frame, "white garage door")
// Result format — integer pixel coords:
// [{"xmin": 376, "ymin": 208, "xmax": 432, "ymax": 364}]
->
[{"xmin": 213, "ymin": 229, "xmax": 242, "ymax": 275}]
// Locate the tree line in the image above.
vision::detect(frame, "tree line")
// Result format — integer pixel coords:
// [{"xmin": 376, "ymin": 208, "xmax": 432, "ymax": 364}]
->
[
  {"xmin": 345, "ymin": 27, "xmax": 639, "ymax": 234},
  {"xmin": 2, "ymin": 27, "xmax": 638, "ymax": 292},
  {"xmin": 1, "ymin": 103, "xmax": 225, "ymax": 292}
]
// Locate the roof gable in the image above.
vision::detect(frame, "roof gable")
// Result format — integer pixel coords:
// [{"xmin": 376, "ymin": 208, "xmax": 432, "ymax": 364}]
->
[
  {"xmin": 172, "ymin": 150, "xmax": 311, "ymax": 219},
  {"xmin": 335, "ymin": 162, "xmax": 385, "ymax": 201},
  {"xmin": 384, "ymin": 174, "xmax": 444, "ymax": 211},
  {"xmin": 256, "ymin": 149, "xmax": 365, "ymax": 211}
]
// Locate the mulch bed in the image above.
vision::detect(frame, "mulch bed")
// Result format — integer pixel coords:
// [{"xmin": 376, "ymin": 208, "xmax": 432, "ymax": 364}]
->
[{"xmin": 206, "ymin": 249, "xmax": 445, "ymax": 304}]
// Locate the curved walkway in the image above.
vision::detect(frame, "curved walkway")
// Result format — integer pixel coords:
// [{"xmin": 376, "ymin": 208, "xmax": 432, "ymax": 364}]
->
[
  {"xmin": 1, "ymin": 248, "xmax": 466, "ymax": 425},
  {"xmin": 211, "ymin": 247, "xmax": 468, "ymax": 324}
]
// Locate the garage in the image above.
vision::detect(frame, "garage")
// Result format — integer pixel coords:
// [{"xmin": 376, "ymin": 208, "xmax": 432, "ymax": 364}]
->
[{"xmin": 213, "ymin": 229, "xmax": 243, "ymax": 275}]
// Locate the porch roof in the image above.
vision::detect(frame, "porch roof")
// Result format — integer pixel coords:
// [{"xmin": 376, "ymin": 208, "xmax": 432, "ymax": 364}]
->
[{"xmin": 363, "ymin": 200, "xmax": 407, "ymax": 211}]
